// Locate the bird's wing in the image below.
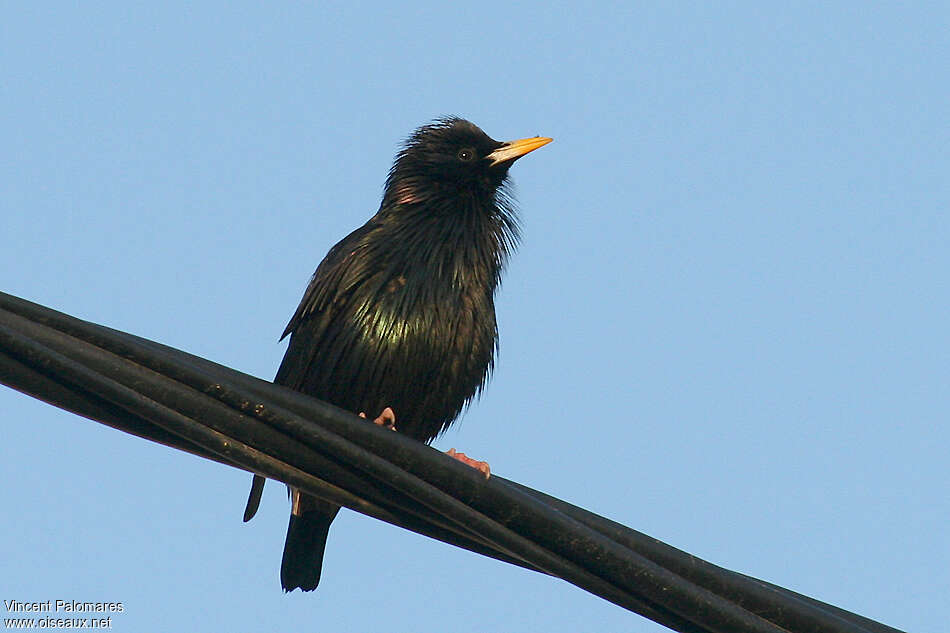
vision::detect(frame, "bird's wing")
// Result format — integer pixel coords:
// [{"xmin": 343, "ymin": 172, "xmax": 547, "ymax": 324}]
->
[
  {"xmin": 280, "ymin": 220, "xmax": 380, "ymax": 341},
  {"xmin": 274, "ymin": 219, "xmax": 386, "ymax": 391},
  {"xmin": 242, "ymin": 473, "xmax": 266, "ymax": 522},
  {"xmin": 243, "ymin": 224, "xmax": 379, "ymax": 525}
]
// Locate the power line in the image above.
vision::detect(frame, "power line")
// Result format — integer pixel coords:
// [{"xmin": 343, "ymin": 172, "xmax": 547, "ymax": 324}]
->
[{"xmin": 0, "ymin": 290, "xmax": 905, "ymax": 633}]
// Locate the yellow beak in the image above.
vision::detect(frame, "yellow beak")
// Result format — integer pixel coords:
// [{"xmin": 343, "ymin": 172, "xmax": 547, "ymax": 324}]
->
[{"xmin": 486, "ymin": 136, "xmax": 553, "ymax": 166}]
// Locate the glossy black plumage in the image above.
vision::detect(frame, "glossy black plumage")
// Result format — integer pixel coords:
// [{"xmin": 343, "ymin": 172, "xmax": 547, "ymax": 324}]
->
[{"xmin": 249, "ymin": 117, "xmax": 550, "ymax": 591}]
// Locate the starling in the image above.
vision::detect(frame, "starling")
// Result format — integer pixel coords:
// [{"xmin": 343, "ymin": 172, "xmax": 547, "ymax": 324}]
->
[{"xmin": 244, "ymin": 117, "xmax": 551, "ymax": 591}]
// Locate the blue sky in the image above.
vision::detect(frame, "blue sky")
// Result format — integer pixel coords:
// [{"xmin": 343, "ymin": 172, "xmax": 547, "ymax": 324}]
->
[{"xmin": 2, "ymin": 3, "xmax": 947, "ymax": 632}]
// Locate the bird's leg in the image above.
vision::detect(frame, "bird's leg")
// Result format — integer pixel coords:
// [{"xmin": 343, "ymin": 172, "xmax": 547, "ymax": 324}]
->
[
  {"xmin": 356, "ymin": 409, "xmax": 489, "ymax": 478},
  {"xmin": 446, "ymin": 448, "xmax": 491, "ymax": 479},
  {"xmin": 359, "ymin": 406, "xmax": 397, "ymax": 431}
]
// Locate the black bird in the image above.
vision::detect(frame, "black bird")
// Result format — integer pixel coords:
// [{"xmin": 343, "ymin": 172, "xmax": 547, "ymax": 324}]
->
[{"xmin": 244, "ymin": 117, "xmax": 551, "ymax": 591}]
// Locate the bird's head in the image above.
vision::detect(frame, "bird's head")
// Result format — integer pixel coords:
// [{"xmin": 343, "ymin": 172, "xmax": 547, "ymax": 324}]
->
[{"xmin": 383, "ymin": 117, "xmax": 551, "ymax": 208}]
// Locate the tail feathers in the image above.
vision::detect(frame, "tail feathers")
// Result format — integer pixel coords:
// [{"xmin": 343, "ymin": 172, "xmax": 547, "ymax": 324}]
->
[{"xmin": 280, "ymin": 507, "xmax": 338, "ymax": 592}]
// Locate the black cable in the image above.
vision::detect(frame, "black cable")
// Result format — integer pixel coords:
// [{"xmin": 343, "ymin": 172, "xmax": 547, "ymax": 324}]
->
[{"xmin": 0, "ymin": 291, "xmax": 906, "ymax": 633}]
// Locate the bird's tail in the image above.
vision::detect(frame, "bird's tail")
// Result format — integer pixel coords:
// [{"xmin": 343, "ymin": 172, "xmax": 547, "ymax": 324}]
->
[{"xmin": 280, "ymin": 491, "xmax": 340, "ymax": 592}]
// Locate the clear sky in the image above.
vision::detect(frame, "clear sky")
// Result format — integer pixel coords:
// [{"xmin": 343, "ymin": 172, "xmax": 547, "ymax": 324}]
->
[{"xmin": 2, "ymin": 3, "xmax": 947, "ymax": 632}]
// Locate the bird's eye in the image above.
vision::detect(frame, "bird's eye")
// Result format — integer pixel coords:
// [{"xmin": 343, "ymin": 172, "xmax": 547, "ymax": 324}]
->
[{"xmin": 457, "ymin": 148, "xmax": 475, "ymax": 161}]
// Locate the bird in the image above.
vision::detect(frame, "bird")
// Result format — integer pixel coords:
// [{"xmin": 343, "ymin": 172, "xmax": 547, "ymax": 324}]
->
[{"xmin": 243, "ymin": 117, "xmax": 551, "ymax": 592}]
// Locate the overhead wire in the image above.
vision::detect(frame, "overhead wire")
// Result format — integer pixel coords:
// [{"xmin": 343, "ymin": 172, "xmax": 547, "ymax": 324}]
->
[{"xmin": 0, "ymin": 291, "xmax": 905, "ymax": 633}]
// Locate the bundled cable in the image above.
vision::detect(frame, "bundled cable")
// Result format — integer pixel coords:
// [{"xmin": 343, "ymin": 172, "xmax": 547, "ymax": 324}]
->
[{"xmin": 0, "ymin": 290, "xmax": 905, "ymax": 633}]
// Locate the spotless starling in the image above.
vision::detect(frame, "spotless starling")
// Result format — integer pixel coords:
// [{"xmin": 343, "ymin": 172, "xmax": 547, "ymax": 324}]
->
[{"xmin": 243, "ymin": 117, "xmax": 552, "ymax": 591}]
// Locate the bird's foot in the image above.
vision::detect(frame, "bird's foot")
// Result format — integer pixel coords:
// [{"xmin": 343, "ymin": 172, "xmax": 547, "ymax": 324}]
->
[
  {"xmin": 359, "ymin": 406, "xmax": 397, "ymax": 431},
  {"xmin": 446, "ymin": 448, "xmax": 491, "ymax": 479}
]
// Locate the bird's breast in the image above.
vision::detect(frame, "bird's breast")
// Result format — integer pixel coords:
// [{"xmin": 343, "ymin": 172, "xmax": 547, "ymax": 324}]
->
[
  {"xmin": 362, "ymin": 269, "xmax": 495, "ymax": 357},
  {"xmin": 345, "ymin": 267, "xmax": 497, "ymax": 439}
]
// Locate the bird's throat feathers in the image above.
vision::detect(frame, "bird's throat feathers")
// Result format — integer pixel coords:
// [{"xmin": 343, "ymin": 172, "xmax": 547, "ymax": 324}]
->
[{"xmin": 376, "ymin": 178, "xmax": 520, "ymax": 291}]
